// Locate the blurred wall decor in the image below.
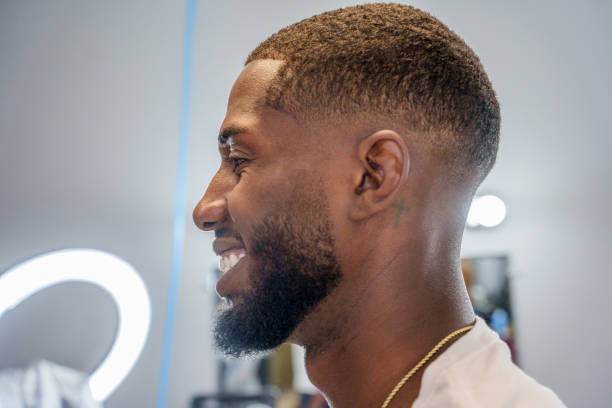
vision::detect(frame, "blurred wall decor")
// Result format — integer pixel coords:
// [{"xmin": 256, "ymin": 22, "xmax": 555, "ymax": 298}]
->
[{"xmin": 462, "ymin": 256, "xmax": 516, "ymax": 361}]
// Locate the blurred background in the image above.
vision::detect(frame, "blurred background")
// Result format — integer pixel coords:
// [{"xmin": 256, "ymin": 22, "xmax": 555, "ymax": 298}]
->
[{"xmin": 0, "ymin": 0, "xmax": 610, "ymax": 407}]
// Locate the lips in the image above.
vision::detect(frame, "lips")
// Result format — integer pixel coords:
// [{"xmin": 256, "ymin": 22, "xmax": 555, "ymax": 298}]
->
[{"xmin": 213, "ymin": 237, "xmax": 247, "ymax": 297}]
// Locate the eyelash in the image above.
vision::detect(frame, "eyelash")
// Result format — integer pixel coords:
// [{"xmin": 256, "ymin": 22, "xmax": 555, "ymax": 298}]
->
[{"xmin": 226, "ymin": 156, "xmax": 248, "ymax": 175}]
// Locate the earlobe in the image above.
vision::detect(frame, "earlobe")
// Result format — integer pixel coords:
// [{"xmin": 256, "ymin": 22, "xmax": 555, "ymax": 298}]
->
[{"xmin": 349, "ymin": 130, "xmax": 409, "ymax": 221}]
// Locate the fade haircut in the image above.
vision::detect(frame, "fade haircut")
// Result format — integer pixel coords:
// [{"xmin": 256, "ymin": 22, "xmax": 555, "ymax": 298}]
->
[{"xmin": 246, "ymin": 3, "xmax": 500, "ymax": 181}]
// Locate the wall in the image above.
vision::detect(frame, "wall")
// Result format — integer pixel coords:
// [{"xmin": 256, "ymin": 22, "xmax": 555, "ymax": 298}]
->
[{"xmin": 0, "ymin": 1, "xmax": 609, "ymax": 407}]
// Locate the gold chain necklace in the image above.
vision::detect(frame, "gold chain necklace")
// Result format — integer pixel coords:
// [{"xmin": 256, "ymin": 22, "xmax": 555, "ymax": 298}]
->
[{"xmin": 380, "ymin": 323, "xmax": 476, "ymax": 408}]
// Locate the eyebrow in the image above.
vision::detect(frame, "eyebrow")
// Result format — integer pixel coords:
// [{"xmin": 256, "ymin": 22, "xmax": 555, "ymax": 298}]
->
[{"xmin": 218, "ymin": 126, "xmax": 249, "ymax": 146}]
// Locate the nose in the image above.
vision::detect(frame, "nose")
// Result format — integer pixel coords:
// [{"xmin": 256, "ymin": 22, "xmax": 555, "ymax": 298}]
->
[{"xmin": 193, "ymin": 174, "xmax": 230, "ymax": 231}]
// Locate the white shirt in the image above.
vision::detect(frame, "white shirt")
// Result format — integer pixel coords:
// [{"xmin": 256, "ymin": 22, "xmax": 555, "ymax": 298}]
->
[
  {"xmin": 413, "ymin": 317, "xmax": 566, "ymax": 407},
  {"xmin": 0, "ymin": 360, "xmax": 101, "ymax": 408}
]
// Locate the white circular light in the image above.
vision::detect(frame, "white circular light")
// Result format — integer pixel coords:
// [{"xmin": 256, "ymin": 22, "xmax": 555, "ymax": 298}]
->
[
  {"xmin": 0, "ymin": 249, "xmax": 151, "ymax": 401},
  {"xmin": 467, "ymin": 194, "xmax": 507, "ymax": 228}
]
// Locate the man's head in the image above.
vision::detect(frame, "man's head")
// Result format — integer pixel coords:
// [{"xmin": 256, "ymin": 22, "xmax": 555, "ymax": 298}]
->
[
  {"xmin": 247, "ymin": 2, "xmax": 500, "ymax": 182},
  {"xmin": 195, "ymin": 61, "xmax": 346, "ymax": 357},
  {"xmin": 193, "ymin": 3, "xmax": 500, "ymax": 357}
]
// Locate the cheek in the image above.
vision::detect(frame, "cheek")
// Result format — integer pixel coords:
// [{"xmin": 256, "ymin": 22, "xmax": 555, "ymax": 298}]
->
[
  {"xmin": 318, "ymin": 170, "xmax": 354, "ymax": 260},
  {"xmin": 226, "ymin": 171, "xmax": 292, "ymax": 232}
]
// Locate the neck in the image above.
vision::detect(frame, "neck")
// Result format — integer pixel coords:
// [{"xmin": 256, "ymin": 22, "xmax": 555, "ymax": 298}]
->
[{"xmin": 294, "ymin": 231, "xmax": 475, "ymax": 408}]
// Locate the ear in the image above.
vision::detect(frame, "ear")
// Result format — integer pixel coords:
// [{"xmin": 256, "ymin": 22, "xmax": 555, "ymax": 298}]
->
[{"xmin": 349, "ymin": 129, "xmax": 410, "ymax": 221}]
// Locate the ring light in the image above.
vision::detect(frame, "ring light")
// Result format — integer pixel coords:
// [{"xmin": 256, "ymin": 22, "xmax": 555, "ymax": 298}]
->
[{"xmin": 0, "ymin": 248, "xmax": 151, "ymax": 401}]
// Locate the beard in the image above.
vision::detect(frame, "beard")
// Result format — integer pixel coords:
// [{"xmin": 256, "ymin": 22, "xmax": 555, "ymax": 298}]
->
[{"xmin": 213, "ymin": 186, "xmax": 342, "ymax": 358}]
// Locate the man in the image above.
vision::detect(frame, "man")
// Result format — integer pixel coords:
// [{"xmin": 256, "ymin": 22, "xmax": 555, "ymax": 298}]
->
[{"xmin": 193, "ymin": 3, "xmax": 565, "ymax": 407}]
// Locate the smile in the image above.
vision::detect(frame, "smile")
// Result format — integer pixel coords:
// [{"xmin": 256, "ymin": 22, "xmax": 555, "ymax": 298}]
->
[{"xmin": 219, "ymin": 248, "xmax": 246, "ymax": 273}]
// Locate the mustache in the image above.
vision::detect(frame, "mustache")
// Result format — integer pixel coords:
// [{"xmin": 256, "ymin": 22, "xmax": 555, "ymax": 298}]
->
[{"xmin": 215, "ymin": 227, "xmax": 244, "ymax": 244}]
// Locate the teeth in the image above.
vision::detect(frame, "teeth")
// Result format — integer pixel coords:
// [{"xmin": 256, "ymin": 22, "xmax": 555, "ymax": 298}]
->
[
  {"xmin": 218, "ymin": 250, "xmax": 246, "ymax": 274},
  {"xmin": 219, "ymin": 257, "xmax": 228, "ymax": 273}
]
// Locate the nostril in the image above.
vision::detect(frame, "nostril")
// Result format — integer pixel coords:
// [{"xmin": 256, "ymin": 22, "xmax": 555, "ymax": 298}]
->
[{"xmin": 194, "ymin": 197, "xmax": 227, "ymax": 230}]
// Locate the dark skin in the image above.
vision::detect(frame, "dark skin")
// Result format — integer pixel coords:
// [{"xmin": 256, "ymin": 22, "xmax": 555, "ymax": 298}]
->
[{"xmin": 193, "ymin": 60, "xmax": 476, "ymax": 407}]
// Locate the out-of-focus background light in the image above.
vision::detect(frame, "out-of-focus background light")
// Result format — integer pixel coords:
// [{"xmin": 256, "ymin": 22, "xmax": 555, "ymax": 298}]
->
[
  {"xmin": 0, "ymin": 249, "xmax": 151, "ymax": 402},
  {"xmin": 467, "ymin": 194, "xmax": 507, "ymax": 228}
]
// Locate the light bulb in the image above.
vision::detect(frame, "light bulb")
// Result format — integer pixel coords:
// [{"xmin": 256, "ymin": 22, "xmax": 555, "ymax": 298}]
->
[{"xmin": 467, "ymin": 194, "xmax": 506, "ymax": 228}]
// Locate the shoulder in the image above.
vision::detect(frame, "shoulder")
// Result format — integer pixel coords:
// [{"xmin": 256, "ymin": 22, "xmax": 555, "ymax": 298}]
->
[{"xmin": 413, "ymin": 318, "xmax": 566, "ymax": 408}]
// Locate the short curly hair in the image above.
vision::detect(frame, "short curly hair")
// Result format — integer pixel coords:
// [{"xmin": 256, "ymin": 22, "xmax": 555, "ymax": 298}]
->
[{"xmin": 246, "ymin": 3, "xmax": 500, "ymax": 180}]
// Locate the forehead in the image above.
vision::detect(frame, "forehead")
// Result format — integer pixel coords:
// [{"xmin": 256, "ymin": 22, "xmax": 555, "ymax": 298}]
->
[
  {"xmin": 224, "ymin": 60, "xmax": 283, "ymax": 119},
  {"xmin": 220, "ymin": 60, "xmax": 311, "ymax": 150}
]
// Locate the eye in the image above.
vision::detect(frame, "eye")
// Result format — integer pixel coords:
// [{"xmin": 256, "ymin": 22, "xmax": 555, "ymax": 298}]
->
[
  {"xmin": 231, "ymin": 157, "xmax": 247, "ymax": 171},
  {"xmin": 225, "ymin": 156, "xmax": 249, "ymax": 175}
]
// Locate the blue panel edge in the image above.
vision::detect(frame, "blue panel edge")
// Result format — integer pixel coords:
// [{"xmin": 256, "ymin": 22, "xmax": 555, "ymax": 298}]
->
[{"xmin": 156, "ymin": 1, "xmax": 198, "ymax": 407}]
